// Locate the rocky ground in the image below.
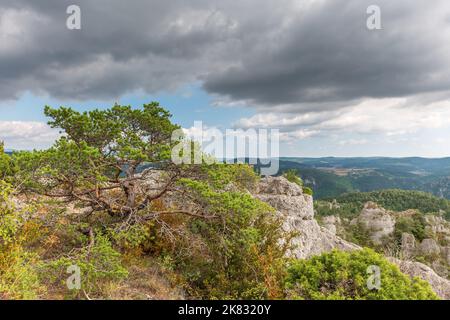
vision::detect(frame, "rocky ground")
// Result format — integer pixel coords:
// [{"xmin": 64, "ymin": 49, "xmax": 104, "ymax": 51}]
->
[{"xmin": 254, "ymin": 176, "xmax": 359, "ymax": 259}]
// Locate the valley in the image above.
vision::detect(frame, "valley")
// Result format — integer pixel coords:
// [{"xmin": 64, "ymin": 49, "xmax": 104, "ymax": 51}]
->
[{"xmin": 277, "ymin": 157, "xmax": 450, "ymax": 199}]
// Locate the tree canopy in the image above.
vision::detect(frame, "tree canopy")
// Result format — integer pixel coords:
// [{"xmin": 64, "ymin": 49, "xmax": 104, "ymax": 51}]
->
[{"xmin": 6, "ymin": 103, "xmax": 185, "ymax": 220}]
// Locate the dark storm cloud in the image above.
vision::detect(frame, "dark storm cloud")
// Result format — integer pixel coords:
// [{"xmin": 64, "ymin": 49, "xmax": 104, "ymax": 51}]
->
[
  {"xmin": 0, "ymin": 0, "xmax": 247, "ymax": 100},
  {"xmin": 204, "ymin": 0, "xmax": 450, "ymax": 109},
  {"xmin": 1, "ymin": 0, "xmax": 450, "ymax": 109}
]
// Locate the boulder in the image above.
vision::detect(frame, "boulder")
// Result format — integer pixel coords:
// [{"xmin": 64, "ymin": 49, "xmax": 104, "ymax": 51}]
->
[
  {"xmin": 255, "ymin": 176, "xmax": 359, "ymax": 259},
  {"xmin": 353, "ymin": 202, "xmax": 395, "ymax": 245},
  {"xmin": 256, "ymin": 176, "xmax": 303, "ymax": 196},
  {"xmin": 401, "ymin": 233, "xmax": 416, "ymax": 250},
  {"xmin": 389, "ymin": 258, "xmax": 450, "ymax": 299},
  {"xmin": 419, "ymin": 239, "xmax": 441, "ymax": 257},
  {"xmin": 445, "ymin": 247, "xmax": 450, "ymax": 265},
  {"xmin": 256, "ymin": 177, "xmax": 313, "ymax": 220},
  {"xmin": 321, "ymin": 215, "xmax": 341, "ymax": 235},
  {"xmin": 401, "ymin": 233, "xmax": 416, "ymax": 259}
]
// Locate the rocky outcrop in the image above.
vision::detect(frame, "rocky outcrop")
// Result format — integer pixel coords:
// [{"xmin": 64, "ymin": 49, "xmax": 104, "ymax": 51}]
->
[
  {"xmin": 445, "ymin": 247, "xmax": 450, "ymax": 265},
  {"xmin": 425, "ymin": 215, "xmax": 450, "ymax": 244},
  {"xmin": 352, "ymin": 202, "xmax": 395, "ymax": 245},
  {"xmin": 401, "ymin": 233, "xmax": 416, "ymax": 258},
  {"xmin": 419, "ymin": 239, "xmax": 441, "ymax": 257},
  {"xmin": 321, "ymin": 215, "xmax": 341, "ymax": 235},
  {"xmin": 254, "ymin": 176, "xmax": 359, "ymax": 259},
  {"xmin": 388, "ymin": 258, "xmax": 450, "ymax": 299},
  {"xmin": 254, "ymin": 177, "xmax": 450, "ymax": 299},
  {"xmin": 256, "ymin": 177, "xmax": 313, "ymax": 220}
]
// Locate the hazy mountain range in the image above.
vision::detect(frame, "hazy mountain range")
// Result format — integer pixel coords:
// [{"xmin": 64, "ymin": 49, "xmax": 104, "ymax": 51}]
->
[{"xmin": 278, "ymin": 157, "xmax": 450, "ymax": 199}]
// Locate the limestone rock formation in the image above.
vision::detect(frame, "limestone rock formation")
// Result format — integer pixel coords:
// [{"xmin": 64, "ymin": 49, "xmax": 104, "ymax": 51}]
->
[
  {"xmin": 254, "ymin": 176, "xmax": 359, "ymax": 259},
  {"xmin": 321, "ymin": 215, "xmax": 341, "ymax": 235},
  {"xmin": 445, "ymin": 247, "xmax": 450, "ymax": 265},
  {"xmin": 389, "ymin": 258, "xmax": 450, "ymax": 299},
  {"xmin": 254, "ymin": 176, "xmax": 450, "ymax": 299},
  {"xmin": 352, "ymin": 202, "xmax": 395, "ymax": 245},
  {"xmin": 425, "ymin": 215, "xmax": 450, "ymax": 244},
  {"xmin": 401, "ymin": 233, "xmax": 416, "ymax": 258},
  {"xmin": 425, "ymin": 215, "xmax": 450, "ymax": 234},
  {"xmin": 419, "ymin": 239, "xmax": 441, "ymax": 257}
]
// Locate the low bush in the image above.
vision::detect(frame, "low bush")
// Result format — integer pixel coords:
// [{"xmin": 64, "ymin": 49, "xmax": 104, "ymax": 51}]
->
[{"xmin": 285, "ymin": 248, "xmax": 439, "ymax": 300}]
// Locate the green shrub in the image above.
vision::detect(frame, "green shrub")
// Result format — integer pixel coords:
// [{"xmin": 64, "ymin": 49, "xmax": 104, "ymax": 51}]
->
[
  {"xmin": 324, "ymin": 189, "xmax": 450, "ymax": 219},
  {"xmin": 394, "ymin": 214, "xmax": 427, "ymax": 243},
  {"xmin": 282, "ymin": 169, "xmax": 303, "ymax": 186},
  {"xmin": 0, "ymin": 181, "xmax": 43, "ymax": 299},
  {"xmin": 41, "ymin": 233, "xmax": 128, "ymax": 298},
  {"xmin": 0, "ymin": 142, "xmax": 15, "ymax": 181},
  {"xmin": 0, "ymin": 244, "xmax": 42, "ymax": 299},
  {"xmin": 172, "ymin": 164, "xmax": 290, "ymax": 299},
  {"xmin": 285, "ymin": 248, "xmax": 439, "ymax": 300},
  {"xmin": 344, "ymin": 222, "xmax": 374, "ymax": 247},
  {"xmin": 302, "ymin": 186, "xmax": 313, "ymax": 196}
]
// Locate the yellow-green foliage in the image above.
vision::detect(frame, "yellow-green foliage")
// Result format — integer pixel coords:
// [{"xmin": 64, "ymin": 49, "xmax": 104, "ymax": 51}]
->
[
  {"xmin": 0, "ymin": 244, "xmax": 42, "ymax": 300},
  {"xmin": 41, "ymin": 233, "xmax": 128, "ymax": 298},
  {"xmin": 302, "ymin": 186, "xmax": 313, "ymax": 196},
  {"xmin": 285, "ymin": 248, "xmax": 439, "ymax": 300},
  {"xmin": 0, "ymin": 181, "xmax": 43, "ymax": 299},
  {"xmin": 283, "ymin": 169, "xmax": 303, "ymax": 186},
  {"xmin": 0, "ymin": 142, "xmax": 14, "ymax": 180},
  {"xmin": 203, "ymin": 163, "xmax": 259, "ymax": 190},
  {"xmin": 173, "ymin": 164, "xmax": 290, "ymax": 299},
  {"xmin": 283, "ymin": 169, "xmax": 313, "ymax": 196}
]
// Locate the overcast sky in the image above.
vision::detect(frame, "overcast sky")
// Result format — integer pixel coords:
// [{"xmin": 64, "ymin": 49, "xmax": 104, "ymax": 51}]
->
[{"xmin": 1, "ymin": 0, "xmax": 450, "ymax": 157}]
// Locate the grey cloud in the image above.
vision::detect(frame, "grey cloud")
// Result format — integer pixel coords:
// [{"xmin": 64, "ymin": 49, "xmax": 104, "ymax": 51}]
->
[
  {"xmin": 204, "ymin": 0, "xmax": 450, "ymax": 110},
  {"xmin": 1, "ymin": 0, "xmax": 450, "ymax": 112},
  {"xmin": 0, "ymin": 0, "xmax": 245, "ymax": 100},
  {"xmin": 0, "ymin": 120, "xmax": 59, "ymax": 149}
]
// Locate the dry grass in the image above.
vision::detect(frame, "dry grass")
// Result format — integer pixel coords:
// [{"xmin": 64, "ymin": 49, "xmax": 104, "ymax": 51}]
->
[{"xmin": 106, "ymin": 257, "xmax": 185, "ymax": 300}]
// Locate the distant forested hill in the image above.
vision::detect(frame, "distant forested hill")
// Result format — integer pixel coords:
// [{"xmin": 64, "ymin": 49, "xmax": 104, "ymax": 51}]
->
[
  {"xmin": 315, "ymin": 189, "xmax": 450, "ymax": 220},
  {"xmin": 275, "ymin": 157, "xmax": 450, "ymax": 199}
]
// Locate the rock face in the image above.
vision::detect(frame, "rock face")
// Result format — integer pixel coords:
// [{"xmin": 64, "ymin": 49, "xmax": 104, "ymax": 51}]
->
[
  {"xmin": 425, "ymin": 215, "xmax": 450, "ymax": 234},
  {"xmin": 352, "ymin": 202, "xmax": 395, "ymax": 245},
  {"xmin": 401, "ymin": 233, "xmax": 416, "ymax": 258},
  {"xmin": 256, "ymin": 177, "xmax": 313, "ymax": 220},
  {"xmin": 389, "ymin": 258, "xmax": 450, "ymax": 300},
  {"xmin": 425, "ymin": 215, "xmax": 450, "ymax": 244},
  {"xmin": 419, "ymin": 239, "xmax": 441, "ymax": 257},
  {"xmin": 321, "ymin": 215, "xmax": 341, "ymax": 235},
  {"xmin": 255, "ymin": 176, "xmax": 359, "ymax": 259},
  {"xmin": 445, "ymin": 247, "xmax": 450, "ymax": 265}
]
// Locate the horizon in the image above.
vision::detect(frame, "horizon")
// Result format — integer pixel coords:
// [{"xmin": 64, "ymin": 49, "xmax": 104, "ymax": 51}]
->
[{"xmin": 5, "ymin": 146, "xmax": 450, "ymax": 161}]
